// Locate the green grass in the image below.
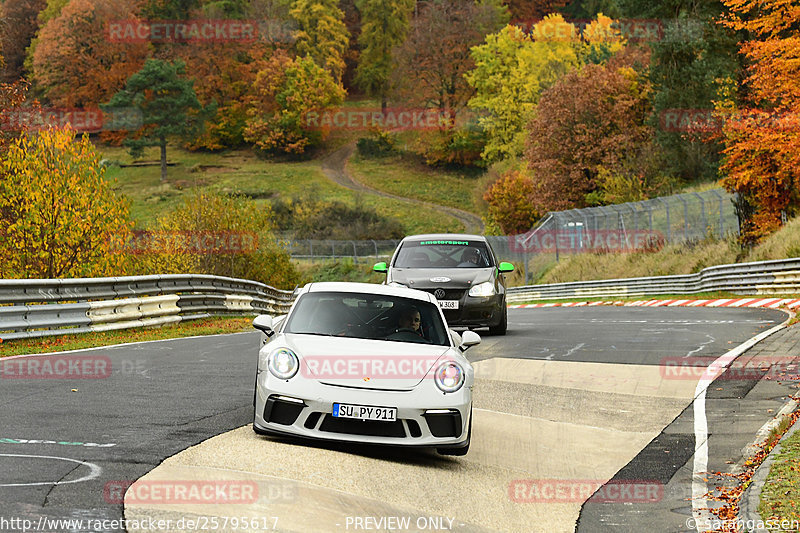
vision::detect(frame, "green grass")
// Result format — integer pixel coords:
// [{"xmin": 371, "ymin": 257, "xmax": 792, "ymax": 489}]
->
[
  {"xmin": 99, "ymin": 144, "xmax": 463, "ymax": 234},
  {"xmin": 349, "ymin": 152, "xmax": 491, "ymax": 216},
  {"xmin": 759, "ymin": 420, "xmax": 800, "ymax": 530},
  {"xmin": 508, "ymin": 291, "xmax": 788, "ymax": 306},
  {"xmin": 0, "ymin": 316, "xmax": 254, "ymax": 357}
]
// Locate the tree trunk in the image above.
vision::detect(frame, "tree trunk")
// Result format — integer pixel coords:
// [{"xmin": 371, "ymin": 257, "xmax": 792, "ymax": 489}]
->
[{"xmin": 160, "ymin": 138, "xmax": 167, "ymax": 183}]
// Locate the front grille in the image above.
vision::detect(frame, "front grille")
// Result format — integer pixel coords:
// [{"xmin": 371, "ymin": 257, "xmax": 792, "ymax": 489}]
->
[
  {"xmin": 319, "ymin": 415, "xmax": 406, "ymax": 438},
  {"xmin": 424, "ymin": 289, "xmax": 465, "ymax": 300}
]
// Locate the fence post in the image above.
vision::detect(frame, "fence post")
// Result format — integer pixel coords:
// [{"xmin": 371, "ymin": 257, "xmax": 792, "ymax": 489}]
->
[
  {"xmin": 710, "ymin": 189, "xmax": 725, "ymax": 238},
  {"xmin": 352, "ymin": 241, "xmax": 358, "ymax": 264},
  {"xmin": 678, "ymin": 195, "xmax": 689, "ymax": 241},
  {"xmin": 693, "ymin": 192, "xmax": 707, "ymax": 237}
]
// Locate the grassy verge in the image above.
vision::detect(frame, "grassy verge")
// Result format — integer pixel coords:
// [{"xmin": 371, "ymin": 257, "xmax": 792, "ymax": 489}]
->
[
  {"xmin": 759, "ymin": 418, "xmax": 800, "ymax": 529},
  {"xmin": 348, "ymin": 153, "xmax": 491, "ymax": 216},
  {"xmin": 507, "ymin": 291, "xmax": 799, "ymax": 306},
  {"xmin": 528, "ymin": 216, "xmax": 800, "ymax": 286},
  {"xmin": 0, "ymin": 316, "xmax": 254, "ymax": 357},
  {"xmin": 99, "ymin": 144, "xmax": 462, "ymax": 234}
]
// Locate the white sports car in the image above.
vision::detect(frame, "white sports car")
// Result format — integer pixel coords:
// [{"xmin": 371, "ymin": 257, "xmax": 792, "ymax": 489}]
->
[{"xmin": 252, "ymin": 282, "xmax": 479, "ymax": 455}]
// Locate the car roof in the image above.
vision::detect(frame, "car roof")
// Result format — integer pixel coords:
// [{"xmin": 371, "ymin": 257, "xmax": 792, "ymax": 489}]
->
[
  {"xmin": 300, "ymin": 282, "xmax": 435, "ymax": 303},
  {"xmin": 400, "ymin": 233, "xmax": 487, "ymax": 243}
]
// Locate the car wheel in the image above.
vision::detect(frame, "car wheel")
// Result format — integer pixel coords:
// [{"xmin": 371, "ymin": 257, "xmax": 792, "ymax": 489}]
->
[
  {"xmin": 488, "ymin": 305, "xmax": 507, "ymax": 336},
  {"xmin": 437, "ymin": 410, "xmax": 471, "ymax": 456}
]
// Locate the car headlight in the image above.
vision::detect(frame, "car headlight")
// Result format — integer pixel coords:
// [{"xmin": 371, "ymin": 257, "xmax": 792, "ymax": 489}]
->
[
  {"xmin": 434, "ymin": 361, "xmax": 464, "ymax": 393},
  {"xmin": 267, "ymin": 348, "xmax": 299, "ymax": 380},
  {"xmin": 468, "ymin": 281, "xmax": 495, "ymax": 297}
]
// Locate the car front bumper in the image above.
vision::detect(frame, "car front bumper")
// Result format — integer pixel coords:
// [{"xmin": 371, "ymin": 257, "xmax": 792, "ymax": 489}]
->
[
  {"xmin": 254, "ymin": 371, "xmax": 472, "ymax": 448},
  {"xmin": 441, "ymin": 294, "xmax": 505, "ymax": 328}
]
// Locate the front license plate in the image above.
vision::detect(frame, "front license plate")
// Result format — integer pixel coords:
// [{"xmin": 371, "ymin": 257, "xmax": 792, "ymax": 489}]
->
[
  {"xmin": 333, "ymin": 403, "xmax": 397, "ymax": 421},
  {"xmin": 439, "ymin": 300, "xmax": 459, "ymax": 309}
]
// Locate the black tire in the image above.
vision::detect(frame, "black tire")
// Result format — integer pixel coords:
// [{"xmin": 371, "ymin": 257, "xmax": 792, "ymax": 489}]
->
[
  {"xmin": 437, "ymin": 411, "xmax": 471, "ymax": 456},
  {"xmin": 488, "ymin": 305, "xmax": 507, "ymax": 336}
]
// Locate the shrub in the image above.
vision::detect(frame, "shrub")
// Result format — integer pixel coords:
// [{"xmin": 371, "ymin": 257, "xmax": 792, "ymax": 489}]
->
[{"xmin": 126, "ymin": 191, "xmax": 302, "ymax": 289}]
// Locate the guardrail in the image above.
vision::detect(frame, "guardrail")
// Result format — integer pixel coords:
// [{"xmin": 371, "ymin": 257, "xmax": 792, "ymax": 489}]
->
[
  {"xmin": 506, "ymin": 257, "xmax": 800, "ymax": 302},
  {"xmin": 0, "ymin": 274, "xmax": 295, "ymax": 341}
]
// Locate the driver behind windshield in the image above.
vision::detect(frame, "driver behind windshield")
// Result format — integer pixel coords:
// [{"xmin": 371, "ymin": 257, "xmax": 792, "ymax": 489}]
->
[
  {"xmin": 457, "ymin": 248, "xmax": 482, "ymax": 267},
  {"xmin": 396, "ymin": 307, "xmax": 422, "ymax": 336}
]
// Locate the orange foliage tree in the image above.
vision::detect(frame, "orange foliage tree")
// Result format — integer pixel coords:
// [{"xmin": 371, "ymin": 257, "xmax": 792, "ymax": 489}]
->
[
  {"xmin": 483, "ymin": 169, "xmax": 540, "ymax": 234},
  {"xmin": 180, "ymin": 42, "xmax": 274, "ymax": 150},
  {"xmin": 718, "ymin": 0, "xmax": 800, "ymax": 244},
  {"xmin": 31, "ymin": 0, "xmax": 148, "ymax": 107}
]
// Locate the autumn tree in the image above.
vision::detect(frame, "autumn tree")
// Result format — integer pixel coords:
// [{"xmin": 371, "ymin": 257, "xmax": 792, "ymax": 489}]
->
[
  {"xmin": 0, "ymin": 127, "xmax": 131, "ymax": 278},
  {"xmin": 618, "ymin": 0, "xmax": 740, "ymax": 183},
  {"xmin": 483, "ymin": 169, "xmax": 540, "ymax": 233},
  {"xmin": 392, "ymin": 0, "xmax": 508, "ymax": 121},
  {"xmin": 290, "ymin": 0, "xmax": 350, "ymax": 83},
  {"xmin": 31, "ymin": 0, "xmax": 148, "ymax": 108},
  {"xmin": 354, "ymin": 0, "xmax": 414, "ymax": 112},
  {"xmin": 180, "ymin": 42, "xmax": 273, "ymax": 150},
  {"xmin": 0, "ymin": 0, "xmax": 45, "ymax": 83},
  {"xmin": 105, "ymin": 59, "xmax": 206, "ymax": 182},
  {"xmin": 467, "ymin": 17, "xmax": 579, "ymax": 163},
  {"xmin": 244, "ymin": 51, "xmax": 345, "ymax": 154},
  {"xmin": 717, "ymin": 0, "xmax": 800, "ymax": 243},
  {"xmin": 525, "ymin": 50, "xmax": 659, "ymax": 212},
  {"xmin": 504, "ymin": 0, "xmax": 569, "ymax": 22}
]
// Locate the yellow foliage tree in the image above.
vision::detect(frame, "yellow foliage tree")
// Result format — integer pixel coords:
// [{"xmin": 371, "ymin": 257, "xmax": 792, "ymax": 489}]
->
[{"xmin": 0, "ymin": 127, "xmax": 132, "ymax": 278}]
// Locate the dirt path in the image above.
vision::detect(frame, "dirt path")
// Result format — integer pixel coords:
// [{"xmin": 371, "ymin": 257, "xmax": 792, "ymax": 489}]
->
[{"xmin": 321, "ymin": 142, "xmax": 485, "ymax": 234}]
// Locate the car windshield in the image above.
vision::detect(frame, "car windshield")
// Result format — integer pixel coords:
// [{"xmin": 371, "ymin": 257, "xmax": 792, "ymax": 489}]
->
[
  {"xmin": 393, "ymin": 240, "xmax": 493, "ymax": 269},
  {"xmin": 284, "ymin": 291, "xmax": 449, "ymax": 346}
]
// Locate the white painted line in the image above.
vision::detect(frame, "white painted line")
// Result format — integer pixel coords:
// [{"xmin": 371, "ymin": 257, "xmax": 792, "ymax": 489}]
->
[
  {"xmin": 690, "ymin": 316, "xmax": 789, "ymax": 532},
  {"xmin": 688, "ymin": 300, "xmax": 709, "ymax": 306},
  {"xmin": 0, "ymin": 454, "xmax": 102, "ymax": 487}
]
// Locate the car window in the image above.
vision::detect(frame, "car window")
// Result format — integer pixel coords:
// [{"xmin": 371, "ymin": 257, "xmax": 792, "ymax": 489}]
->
[
  {"xmin": 393, "ymin": 240, "xmax": 493, "ymax": 268},
  {"xmin": 284, "ymin": 291, "xmax": 450, "ymax": 346}
]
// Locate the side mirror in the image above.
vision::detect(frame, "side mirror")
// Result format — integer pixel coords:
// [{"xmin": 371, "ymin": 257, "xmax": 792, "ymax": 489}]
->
[
  {"xmin": 373, "ymin": 261, "xmax": 388, "ymax": 273},
  {"xmin": 460, "ymin": 330, "xmax": 481, "ymax": 349},
  {"xmin": 253, "ymin": 315, "xmax": 275, "ymax": 337},
  {"xmin": 498, "ymin": 261, "xmax": 515, "ymax": 273}
]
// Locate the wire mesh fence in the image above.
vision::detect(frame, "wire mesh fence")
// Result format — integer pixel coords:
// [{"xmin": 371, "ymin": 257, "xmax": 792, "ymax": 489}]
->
[
  {"xmin": 279, "ymin": 189, "xmax": 740, "ymax": 284},
  {"xmin": 280, "ymin": 239, "xmax": 401, "ymax": 263},
  {"xmin": 503, "ymin": 188, "xmax": 738, "ymax": 259}
]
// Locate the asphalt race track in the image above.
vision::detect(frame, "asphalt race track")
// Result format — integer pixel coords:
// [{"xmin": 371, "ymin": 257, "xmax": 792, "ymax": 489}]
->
[{"xmin": 0, "ymin": 306, "xmax": 790, "ymax": 532}]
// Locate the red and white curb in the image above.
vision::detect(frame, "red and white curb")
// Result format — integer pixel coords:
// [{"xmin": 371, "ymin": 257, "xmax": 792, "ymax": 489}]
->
[{"xmin": 509, "ymin": 297, "xmax": 800, "ymax": 309}]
